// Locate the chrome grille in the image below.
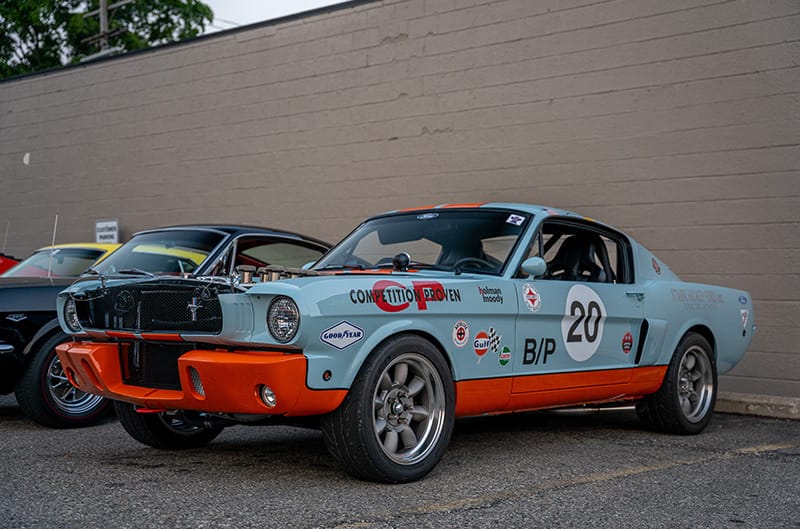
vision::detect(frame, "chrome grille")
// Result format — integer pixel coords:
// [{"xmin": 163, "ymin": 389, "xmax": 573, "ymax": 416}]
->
[{"xmin": 76, "ymin": 279, "xmax": 233, "ymax": 333}]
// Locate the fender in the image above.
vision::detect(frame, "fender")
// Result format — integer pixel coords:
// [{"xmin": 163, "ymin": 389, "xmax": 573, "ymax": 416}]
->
[{"xmin": 23, "ymin": 318, "xmax": 63, "ymax": 356}]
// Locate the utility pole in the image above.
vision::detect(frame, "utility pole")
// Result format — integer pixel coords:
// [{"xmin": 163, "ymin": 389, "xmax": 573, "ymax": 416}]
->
[
  {"xmin": 83, "ymin": 0, "xmax": 134, "ymax": 53},
  {"xmin": 99, "ymin": 0, "xmax": 109, "ymax": 51}
]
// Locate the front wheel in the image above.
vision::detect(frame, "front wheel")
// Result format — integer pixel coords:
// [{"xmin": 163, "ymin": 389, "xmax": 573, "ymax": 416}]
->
[
  {"xmin": 637, "ymin": 333, "xmax": 717, "ymax": 435},
  {"xmin": 321, "ymin": 335, "xmax": 455, "ymax": 483},
  {"xmin": 15, "ymin": 332, "xmax": 111, "ymax": 428},
  {"xmin": 114, "ymin": 401, "xmax": 223, "ymax": 449}
]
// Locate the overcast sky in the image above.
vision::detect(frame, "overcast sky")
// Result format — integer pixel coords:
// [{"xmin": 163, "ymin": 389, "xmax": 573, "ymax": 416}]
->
[{"xmin": 201, "ymin": 0, "xmax": 351, "ymax": 33}]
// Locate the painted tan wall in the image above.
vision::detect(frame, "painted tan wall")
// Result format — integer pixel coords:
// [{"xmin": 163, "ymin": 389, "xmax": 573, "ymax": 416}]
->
[{"xmin": 0, "ymin": 0, "xmax": 798, "ymax": 396}]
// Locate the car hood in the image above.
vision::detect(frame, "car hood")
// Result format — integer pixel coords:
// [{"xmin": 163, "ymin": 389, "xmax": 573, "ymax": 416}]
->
[{"xmin": 0, "ymin": 277, "xmax": 75, "ymax": 312}]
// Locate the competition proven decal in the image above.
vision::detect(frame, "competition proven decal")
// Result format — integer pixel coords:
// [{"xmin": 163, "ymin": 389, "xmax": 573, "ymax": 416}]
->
[
  {"xmin": 350, "ymin": 280, "xmax": 461, "ymax": 313},
  {"xmin": 561, "ymin": 285, "xmax": 606, "ymax": 362}
]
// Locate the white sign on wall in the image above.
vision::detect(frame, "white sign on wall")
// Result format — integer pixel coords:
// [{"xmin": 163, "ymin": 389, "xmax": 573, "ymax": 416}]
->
[{"xmin": 95, "ymin": 219, "xmax": 119, "ymax": 244}]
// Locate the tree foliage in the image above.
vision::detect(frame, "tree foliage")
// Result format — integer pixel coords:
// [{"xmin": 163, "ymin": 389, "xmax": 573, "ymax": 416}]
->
[{"xmin": 0, "ymin": 0, "xmax": 213, "ymax": 79}]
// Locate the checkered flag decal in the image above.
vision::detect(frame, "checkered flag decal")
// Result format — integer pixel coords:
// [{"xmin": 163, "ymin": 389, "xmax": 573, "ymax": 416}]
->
[{"xmin": 488, "ymin": 327, "xmax": 501, "ymax": 353}]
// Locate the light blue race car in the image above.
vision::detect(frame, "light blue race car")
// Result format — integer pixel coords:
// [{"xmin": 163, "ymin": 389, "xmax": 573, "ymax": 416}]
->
[{"xmin": 55, "ymin": 203, "xmax": 755, "ymax": 482}]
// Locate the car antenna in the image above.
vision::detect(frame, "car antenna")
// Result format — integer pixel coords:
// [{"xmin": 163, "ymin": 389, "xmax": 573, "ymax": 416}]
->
[
  {"xmin": 1, "ymin": 220, "xmax": 9, "ymax": 254},
  {"xmin": 47, "ymin": 211, "xmax": 59, "ymax": 278}
]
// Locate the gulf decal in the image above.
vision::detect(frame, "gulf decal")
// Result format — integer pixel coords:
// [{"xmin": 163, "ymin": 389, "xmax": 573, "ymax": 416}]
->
[
  {"xmin": 473, "ymin": 327, "xmax": 501, "ymax": 364},
  {"xmin": 350, "ymin": 280, "xmax": 461, "ymax": 312},
  {"xmin": 473, "ymin": 331, "xmax": 491, "ymax": 358}
]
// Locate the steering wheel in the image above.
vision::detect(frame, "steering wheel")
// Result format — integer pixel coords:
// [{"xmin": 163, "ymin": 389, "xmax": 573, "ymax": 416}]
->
[{"xmin": 452, "ymin": 257, "xmax": 494, "ymax": 273}]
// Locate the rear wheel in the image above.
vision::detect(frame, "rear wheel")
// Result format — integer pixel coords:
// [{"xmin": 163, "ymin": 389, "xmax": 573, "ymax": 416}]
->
[
  {"xmin": 15, "ymin": 332, "xmax": 110, "ymax": 428},
  {"xmin": 637, "ymin": 333, "xmax": 717, "ymax": 434},
  {"xmin": 321, "ymin": 335, "xmax": 454, "ymax": 483},
  {"xmin": 114, "ymin": 401, "xmax": 223, "ymax": 449}
]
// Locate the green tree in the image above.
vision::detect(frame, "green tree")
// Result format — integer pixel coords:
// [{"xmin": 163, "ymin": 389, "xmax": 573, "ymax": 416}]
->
[{"xmin": 0, "ymin": 0, "xmax": 213, "ymax": 79}]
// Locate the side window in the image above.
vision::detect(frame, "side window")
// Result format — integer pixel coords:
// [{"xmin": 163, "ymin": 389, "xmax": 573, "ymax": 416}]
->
[
  {"xmin": 236, "ymin": 238, "xmax": 326, "ymax": 270},
  {"xmin": 538, "ymin": 222, "xmax": 630, "ymax": 283}
]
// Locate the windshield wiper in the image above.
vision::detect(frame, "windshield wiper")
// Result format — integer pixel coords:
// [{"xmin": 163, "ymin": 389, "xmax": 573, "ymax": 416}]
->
[
  {"xmin": 79, "ymin": 267, "xmax": 107, "ymax": 287},
  {"xmin": 117, "ymin": 268, "xmax": 156, "ymax": 278},
  {"xmin": 372, "ymin": 261, "xmax": 446, "ymax": 271},
  {"xmin": 317, "ymin": 264, "xmax": 365, "ymax": 271}
]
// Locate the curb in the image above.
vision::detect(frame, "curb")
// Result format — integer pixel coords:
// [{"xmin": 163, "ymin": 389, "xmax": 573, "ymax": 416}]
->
[{"xmin": 716, "ymin": 392, "xmax": 800, "ymax": 420}]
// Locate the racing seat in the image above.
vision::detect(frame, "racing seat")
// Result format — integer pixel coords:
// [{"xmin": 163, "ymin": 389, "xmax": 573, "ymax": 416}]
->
[
  {"xmin": 546, "ymin": 234, "xmax": 609, "ymax": 282},
  {"xmin": 437, "ymin": 238, "xmax": 487, "ymax": 267}
]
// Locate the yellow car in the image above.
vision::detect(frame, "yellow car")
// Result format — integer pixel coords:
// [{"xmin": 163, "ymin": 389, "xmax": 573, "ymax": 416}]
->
[{"xmin": 1, "ymin": 243, "xmax": 120, "ymax": 278}]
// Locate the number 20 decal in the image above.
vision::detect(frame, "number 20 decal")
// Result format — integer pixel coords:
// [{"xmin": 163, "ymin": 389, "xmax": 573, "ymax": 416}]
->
[{"xmin": 561, "ymin": 285, "xmax": 606, "ymax": 361}]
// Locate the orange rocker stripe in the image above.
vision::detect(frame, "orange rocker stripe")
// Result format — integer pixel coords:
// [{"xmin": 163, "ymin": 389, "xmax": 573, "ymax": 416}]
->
[{"xmin": 454, "ymin": 367, "xmax": 667, "ymax": 417}]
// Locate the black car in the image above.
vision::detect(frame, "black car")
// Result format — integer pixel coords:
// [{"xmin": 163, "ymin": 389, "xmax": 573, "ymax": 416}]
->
[{"xmin": 0, "ymin": 225, "xmax": 330, "ymax": 428}]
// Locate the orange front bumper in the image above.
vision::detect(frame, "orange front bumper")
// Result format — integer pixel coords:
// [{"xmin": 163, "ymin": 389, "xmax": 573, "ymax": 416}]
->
[{"xmin": 55, "ymin": 341, "xmax": 347, "ymax": 416}]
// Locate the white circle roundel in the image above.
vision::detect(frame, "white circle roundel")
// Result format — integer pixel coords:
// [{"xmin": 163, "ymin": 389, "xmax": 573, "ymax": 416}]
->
[{"xmin": 561, "ymin": 285, "xmax": 606, "ymax": 362}]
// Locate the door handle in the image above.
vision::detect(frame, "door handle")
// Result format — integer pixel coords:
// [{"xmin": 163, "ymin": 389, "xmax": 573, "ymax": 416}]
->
[{"xmin": 626, "ymin": 291, "xmax": 645, "ymax": 301}]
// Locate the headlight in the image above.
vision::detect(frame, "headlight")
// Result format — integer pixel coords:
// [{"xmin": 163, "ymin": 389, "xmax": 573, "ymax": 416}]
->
[
  {"xmin": 64, "ymin": 298, "xmax": 82, "ymax": 332},
  {"xmin": 267, "ymin": 296, "xmax": 300, "ymax": 343}
]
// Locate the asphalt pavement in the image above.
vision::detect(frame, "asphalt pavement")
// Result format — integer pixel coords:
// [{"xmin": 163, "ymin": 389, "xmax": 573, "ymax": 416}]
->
[{"xmin": 1, "ymin": 394, "xmax": 798, "ymax": 529}]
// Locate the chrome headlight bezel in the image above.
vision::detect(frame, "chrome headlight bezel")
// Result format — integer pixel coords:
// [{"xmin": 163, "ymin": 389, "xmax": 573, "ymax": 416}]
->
[
  {"xmin": 267, "ymin": 296, "xmax": 300, "ymax": 343},
  {"xmin": 64, "ymin": 297, "xmax": 82, "ymax": 333}
]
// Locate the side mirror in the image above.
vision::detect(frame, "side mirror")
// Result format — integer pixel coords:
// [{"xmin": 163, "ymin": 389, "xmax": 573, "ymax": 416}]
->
[
  {"xmin": 520, "ymin": 257, "xmax": 547, "ymax": 278},
  {"xmin": 301, "ymin": 261, "xmax": 316, "ymax": 270}
]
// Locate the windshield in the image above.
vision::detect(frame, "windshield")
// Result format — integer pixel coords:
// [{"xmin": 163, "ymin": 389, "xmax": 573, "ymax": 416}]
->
[
  {"xmin": 314, "ymin": 209, "xmax": 531, "ymax": 275},
  {"xmin": 91, "ymin": 229, "xmax": 224, "ymax": 275},
  {"xmin": 2, "ymin": 248, "xmax": 108, "ymax": 278}
]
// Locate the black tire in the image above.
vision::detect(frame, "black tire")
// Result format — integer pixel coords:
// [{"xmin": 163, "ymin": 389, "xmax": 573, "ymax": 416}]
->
[
  {"xmin": 114, "ymin": 400, "xmax": 223, "ymax": 449},
  {"xmin": 15, "ymin": 331, "xmax": 111, "ymax": 429},
  {"xmin": 637, "ymin": 333, "xmax": 717, "ymax": 435},
  {"xmin": 321, "ymin": 334, "xmax": 455, "ymax": 483}
]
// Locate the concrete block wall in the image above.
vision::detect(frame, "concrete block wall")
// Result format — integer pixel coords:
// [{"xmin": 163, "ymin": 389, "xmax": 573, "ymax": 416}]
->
[{"xmin": 0, "ymin": 0, "xmax": 797, "ymax": 396}]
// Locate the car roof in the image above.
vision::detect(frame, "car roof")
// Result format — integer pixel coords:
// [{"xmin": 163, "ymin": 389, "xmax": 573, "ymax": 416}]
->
[
  {"xmin": 371, "ymin": 203, "xmax": 628, "ymax": 236},
  {"xmin": 376, "ymin": 203, "xmax": 584, "ymax": 219},
  {"xmin": 129, "ymin": 225, "xmax": 330, "ymax": 247},
  {"xmin": 33, "ymin": 243, "xmax": 120, "ymax": 252}
]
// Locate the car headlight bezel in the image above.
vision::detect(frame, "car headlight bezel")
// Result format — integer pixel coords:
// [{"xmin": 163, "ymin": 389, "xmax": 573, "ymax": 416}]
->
[
  {"xmin": 64, "ymin": 297, "xmax": 82, "ymax": 333},
  {"xmin": 267, "ymin": 296, "xmax": 300, "ymax": 343}
]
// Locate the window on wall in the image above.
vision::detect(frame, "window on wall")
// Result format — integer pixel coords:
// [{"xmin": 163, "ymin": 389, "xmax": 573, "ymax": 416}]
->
[{"xmin": 520, "ymin": 220, "xmax": 633, "ymax": 284}]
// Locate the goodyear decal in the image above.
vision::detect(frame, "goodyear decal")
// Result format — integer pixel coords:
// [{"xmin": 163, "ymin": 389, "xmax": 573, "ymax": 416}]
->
[{"xmin": 321, "ymin": 321, "xmax": 365, "ymax": 350}]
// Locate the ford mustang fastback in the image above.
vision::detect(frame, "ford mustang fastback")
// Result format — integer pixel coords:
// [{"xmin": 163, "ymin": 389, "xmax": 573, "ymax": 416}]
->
[{"xmin": 55, "ymin": 204, "xmax": 754, "ymax": 482}]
